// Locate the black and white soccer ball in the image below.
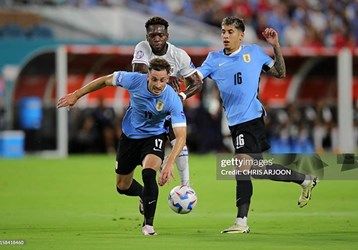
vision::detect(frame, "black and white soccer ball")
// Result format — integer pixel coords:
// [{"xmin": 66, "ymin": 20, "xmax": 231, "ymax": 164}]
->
[{"xmin": 168, "ymin": 185, "xmax": 197, "ymax": 214}]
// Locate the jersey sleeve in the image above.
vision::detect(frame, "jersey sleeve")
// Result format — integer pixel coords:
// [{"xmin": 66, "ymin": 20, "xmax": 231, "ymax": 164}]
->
[
  {"xmin": 170, "ymin": 95, "xmax": 186, "ymax": 128},
  {"xmin": 132, "ymin": 41, "xmax": 151, "ymax": 65},
  {"xmin": 112, "ymin": 71, "xmax": 143, "ymax": 90},
  {"xmin": 255, "ymin": 45, "xmax": 274, "ymax": 72},
  {"xmin": 177, "ymin": 49, "xmax": 197, "ymax": 78},
  {"xmin": 196, "ymin": 52, "xmax": 214, "ymax": 79}
]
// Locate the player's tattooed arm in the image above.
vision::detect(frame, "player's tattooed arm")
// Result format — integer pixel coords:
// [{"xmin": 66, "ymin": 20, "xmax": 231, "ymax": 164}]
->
[
  {"xmin": 268, "ymin": 47, "xmax": 286, "ymax": 78},
  {"xmin": 181, "ymin": 72, "xmax": 203, "ymax": 100}
]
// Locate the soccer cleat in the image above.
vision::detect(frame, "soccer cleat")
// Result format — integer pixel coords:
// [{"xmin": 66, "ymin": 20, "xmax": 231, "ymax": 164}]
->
[
  {"xmin": 221, "ymin": 224, "xmax": 250, "ymax": 234},
  {"xmin": 142, "ymin": 225, "xmax": 157, "ymax": 236},
  {"xmin": 298, "ymin": 176, "xmax": 318, "ymax": 208},
  {"xmin": 139, "ymin": 199, "xmax": 144, "ymax": 215}
]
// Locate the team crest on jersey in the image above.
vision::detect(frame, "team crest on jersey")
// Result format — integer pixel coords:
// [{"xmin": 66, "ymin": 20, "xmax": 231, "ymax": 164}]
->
[
  {"xmin": 135, "ymin": 50, "xmax": 144, "ymax": 59},
  {"xmin": 243, "ymin": 54, "xmax": 251, "ymax": 63},
  {"xmin": 156, "ymin": 100, "xmax": 164, "ymax": 111}
]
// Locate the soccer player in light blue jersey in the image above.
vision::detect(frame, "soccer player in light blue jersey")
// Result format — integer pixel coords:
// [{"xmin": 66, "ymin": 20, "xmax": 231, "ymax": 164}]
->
[
  {"xmin": 57, "ymin": 58, "xmax": 186, "ymax": 236},
  {"xmin": 197, "ymin": 17, "xmax": 318, "ymax": 234}
]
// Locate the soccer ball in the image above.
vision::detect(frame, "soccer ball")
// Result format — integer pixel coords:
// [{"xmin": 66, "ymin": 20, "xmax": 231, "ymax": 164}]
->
[{"xmin": 168, "ymin": 185, "xmax": 197, "ymax": 214}]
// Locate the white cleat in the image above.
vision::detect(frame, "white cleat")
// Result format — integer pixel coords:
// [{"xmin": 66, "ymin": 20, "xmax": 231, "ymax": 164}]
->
[
  {"xmin": 221, "ymin": 224, "xmax": 250, "ymax": 234},
  {"xmin": 298, "ymin": 176, "xmax": 318, "ymax": 208},
  {"xmin": 142, "ymin": 225, "xmax": 157, "ymax": 236}
]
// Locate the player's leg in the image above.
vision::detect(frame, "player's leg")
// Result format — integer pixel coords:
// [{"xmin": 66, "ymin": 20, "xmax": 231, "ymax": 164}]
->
[
  {"xmin": 116, "ymin": 172, "xmax": 142, "ymax": 197},
  {"xmin": 168, "ymin": 123, "xmax": 190, "ymax": 186},
  {"xmin": 251, "ymin": 154, "xmax": 318, "ymax": 208},
  {"xmin": 248, "ymin": 117, "xmax": 318, "ymax": 208},
  {"xmin": 221, "ymin": 152, "xmax": 252, "ymax": 234},
  {"xmin": 222, "ymin": 124, "xmax": 256, "ymax": 234},
  {"xmin": 115, "ymin": 134, "xmax": 143, "ymax": 211},
  {"xmin": 140, "ymin": 133, "xmax": 167, "ymax": 236}
]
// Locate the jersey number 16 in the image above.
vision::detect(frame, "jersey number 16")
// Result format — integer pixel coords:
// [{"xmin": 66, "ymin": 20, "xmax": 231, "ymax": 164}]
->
[{"xmin": 234, "ymin": 72, "xmax": 242, "ymax": 85}]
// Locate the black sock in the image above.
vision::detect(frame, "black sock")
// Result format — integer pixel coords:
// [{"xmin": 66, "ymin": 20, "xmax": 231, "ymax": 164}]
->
[
  {"xmin": 142, "ymin": 168, "xmax": 158, "ymax": 226},
  {"xmin": 116, "ymin": 179, "xmax": 143, "ymax": 199},
  {"xmin": 265, "ymin": 164, "xmax": 305, "ymax": 184},
  {"xmin": 251, "ymin": 154, "xmax": 305, "ymax": 185},
  {"xmin": 236, "ymin": 177, "xmax": 252, "ymax": 218}
]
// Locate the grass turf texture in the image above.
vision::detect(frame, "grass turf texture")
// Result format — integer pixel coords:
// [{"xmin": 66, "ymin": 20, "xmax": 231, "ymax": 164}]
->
[{"xmin": 0, "ymin": 153, "xmax": 357, "ymax": 250}]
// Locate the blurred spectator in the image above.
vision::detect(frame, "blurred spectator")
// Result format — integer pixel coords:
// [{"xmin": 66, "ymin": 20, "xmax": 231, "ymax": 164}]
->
[
  {"xmin": 302, "ymin": 23, "xmax": 324, "ymax": 47},
  {"xmin": 222, "ymin": 0, "xmax": 253, "ymax": 20},
  {"xmin": 307, "ymin": 99, "xmax": 338, "ymax": 153},
  {"xmin": 92, "ymin": 97, "xmax": 116, "ymax": 154},
  {"xmin": 283, "ymin": 18, "xmax": 305, "ymax": 47},
  {"xmin": 148, "ymin": 0, "xmax": 173, "ymax": 18},
  {"xmin": 74, "ymin": 114, "xmax": 99, "ymax": 153},
  {"xmin": 267, "ymin": 103, "xmax": 314, "ymax": 154},
  {"xmin": 265, "ymin": 2, "xmax": 290, "ymax": 42},
  {"xmin": 195, "ymin": 78, "xmax": 225, "ymax": 153}
]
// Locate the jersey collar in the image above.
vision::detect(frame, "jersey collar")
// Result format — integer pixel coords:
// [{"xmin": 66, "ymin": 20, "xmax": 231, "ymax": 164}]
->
[{"xmin": 228, "ymin": 46, "xmax": 242, "ymax": 56}]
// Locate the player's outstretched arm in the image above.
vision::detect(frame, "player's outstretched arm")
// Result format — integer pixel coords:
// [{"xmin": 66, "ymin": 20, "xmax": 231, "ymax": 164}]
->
[
  {"xmin": 159, "ymin": 126, "xmax": 186, "ymax": 186},
  {"xmin": 56, "ymin": 74, "xmax": 114, "ymax": 110},
  {"xmin": 180, "ymin": 72, "xmax": 203, "ymax": 100},
  {"xmin": 262, "ymin": 28, "xmax": 286, "ymax": 79}
]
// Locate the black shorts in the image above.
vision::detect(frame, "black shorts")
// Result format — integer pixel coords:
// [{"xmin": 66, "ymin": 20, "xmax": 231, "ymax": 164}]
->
[
  {"xmin": 229, "ymin": 117, "xmax": 270, "ymax": 154},
  {"xmin": 115, "ymin": 133, "xmax": 167, "ymax": 175}
]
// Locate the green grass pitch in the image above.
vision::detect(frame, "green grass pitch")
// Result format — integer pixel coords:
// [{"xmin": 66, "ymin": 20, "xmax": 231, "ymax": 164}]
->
[{"xmin": 0, "ymin": 153, "xmax": 357, "ymax": 250}]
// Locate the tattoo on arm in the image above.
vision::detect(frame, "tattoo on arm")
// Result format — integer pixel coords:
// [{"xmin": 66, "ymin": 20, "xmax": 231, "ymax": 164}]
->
[
  {"xmin": 268, "ymin": 47, "xmax": 286, "ymax": 78},
  {"xmin": 182, "ymin": 72, "xmax": 202, "ymax": 99}
]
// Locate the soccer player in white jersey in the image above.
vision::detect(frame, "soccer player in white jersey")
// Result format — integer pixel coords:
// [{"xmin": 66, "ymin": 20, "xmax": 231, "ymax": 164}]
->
[
  {"xmin": 57, "ymin": 58, "xmax": 186, "ymax": 236},
  {"xmin": 196, "ymin": 17, "xmax": 318, "ymax": 234},
  {"xmin": 132, "ymin": 16, "xmax": 202, "ymax": 187}
]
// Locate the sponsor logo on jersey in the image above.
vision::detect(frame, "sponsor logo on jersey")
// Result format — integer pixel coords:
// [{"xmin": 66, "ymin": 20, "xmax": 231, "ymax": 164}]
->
[
  {"xmin": 135, "ymin": 50, "xmax": 144, "ymax": 59},
  {"xmin": 243, "ymin": 54, "xmax": 251, "ymax": 63},
  {"xmin": 156, "ymin": 100, "xmax": 164, "ymax": 111}
]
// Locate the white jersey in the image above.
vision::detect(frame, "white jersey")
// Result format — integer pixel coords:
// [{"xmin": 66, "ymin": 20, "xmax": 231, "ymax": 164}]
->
[{"xmin": 132, "ymin": 41, "xmax": 196, "ymax": 78}]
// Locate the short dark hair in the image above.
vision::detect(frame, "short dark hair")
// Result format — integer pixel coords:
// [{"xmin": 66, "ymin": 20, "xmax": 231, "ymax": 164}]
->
[
  {"xmin": 148, "ymin": 58, "xmax": 171, "ymax": 74},
  {"xmin": 145, "ymin": 16, "xmax": 169, "ymax": 31},
  {"xmin": 222, "ymin": 17, "xmax": 245, "ymax": 32}
]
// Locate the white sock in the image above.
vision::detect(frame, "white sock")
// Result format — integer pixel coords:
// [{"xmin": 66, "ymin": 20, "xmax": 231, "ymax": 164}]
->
[
  {"xmin": 171, "ymin": 139, "xmax": 190, "ymax": 186},
  {"xmin": 235, "ymin": 217, "xmax": 247, "ymax": 227},
  {"xmin": 301, "ymin": 175, "xmax": 311, "ymax": 187}
]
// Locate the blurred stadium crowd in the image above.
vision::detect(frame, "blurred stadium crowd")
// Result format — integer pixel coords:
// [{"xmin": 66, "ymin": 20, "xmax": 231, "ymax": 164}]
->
[
  {"xmin": 2, "ymin": 0, "xmax": 358, "ymax": 47},
  {"xmin": 0, "ymin": 0, "xmax": 357, "ymax": 155}
]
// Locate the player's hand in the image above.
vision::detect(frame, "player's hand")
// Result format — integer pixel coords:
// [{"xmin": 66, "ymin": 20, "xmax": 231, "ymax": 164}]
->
[
  {"xmin": 262, "ymin": 28, "xmax": 280, "ymax": 47},
  {"xmin": 168, "ymin": 76, "xmax": 181, "ymax": 93},
  {"xmin": 56, "ymin": 92, "xmax": 78, "ymax": 111},
  {"xmin": 158, "ymin": 161, "xmax": 176, "ymax": 186}
]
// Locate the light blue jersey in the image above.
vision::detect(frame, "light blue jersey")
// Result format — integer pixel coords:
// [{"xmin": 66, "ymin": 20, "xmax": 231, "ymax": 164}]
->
[
  {"xmin": 197, "ymin": 44, "xmax": 274, "ymax": 126},
  {"xmin": 112, "ymin": 71, "xmax": 186, "ymax": 139}
]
